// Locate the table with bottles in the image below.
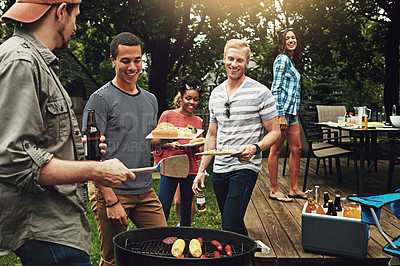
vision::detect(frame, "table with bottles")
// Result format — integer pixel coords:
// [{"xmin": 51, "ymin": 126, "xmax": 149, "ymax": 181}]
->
[{"xmin": 317, "ymin": 120, "xmax": 400, "ymax": 195}]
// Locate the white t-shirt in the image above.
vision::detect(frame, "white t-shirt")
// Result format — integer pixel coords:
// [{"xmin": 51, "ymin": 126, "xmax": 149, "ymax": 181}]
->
[{"xmin": 209, "ymin": 77, "xmax": 278, "ymax": 173}]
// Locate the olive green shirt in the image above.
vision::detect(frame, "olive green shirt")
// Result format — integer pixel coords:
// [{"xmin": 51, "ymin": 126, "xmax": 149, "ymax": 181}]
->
[{"xmin": 0, "ymin": 26, "xmax": 90, "ymax": 255}]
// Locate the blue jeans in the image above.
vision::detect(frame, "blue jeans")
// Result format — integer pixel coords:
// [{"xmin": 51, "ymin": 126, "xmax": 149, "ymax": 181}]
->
[
  {"xmin": 14, "ymin": 240, "xmax": 90, "ymax": 266},
  {"xmin": 158, "ymin": 174, "xmax": 195, "ymax": 226},
  {"xmin": 213, "ymin": 169, "xmax": 258, "ymax": 235}
]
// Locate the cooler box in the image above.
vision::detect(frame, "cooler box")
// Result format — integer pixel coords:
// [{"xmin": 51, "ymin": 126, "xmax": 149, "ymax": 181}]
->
[{"xmin": 301, "ymin": 202, "xmax": 369, "ymax": 258}]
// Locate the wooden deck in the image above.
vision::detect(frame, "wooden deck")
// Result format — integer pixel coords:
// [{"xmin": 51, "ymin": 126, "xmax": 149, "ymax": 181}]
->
[{"xmin": 244, "ymin": 157, "xmax": 400, "ymax": 265}]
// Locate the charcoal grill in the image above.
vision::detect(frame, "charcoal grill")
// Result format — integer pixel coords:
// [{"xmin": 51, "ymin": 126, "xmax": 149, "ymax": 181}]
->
[{"xmin": 113, "ymin": 226, "xmax": 265, "ymax": 266}]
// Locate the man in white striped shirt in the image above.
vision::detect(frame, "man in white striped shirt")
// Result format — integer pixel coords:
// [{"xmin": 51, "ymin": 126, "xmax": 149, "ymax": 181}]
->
[{"xmin": 192, "ymin": 39, "xmax": 280, "ymax": 235}]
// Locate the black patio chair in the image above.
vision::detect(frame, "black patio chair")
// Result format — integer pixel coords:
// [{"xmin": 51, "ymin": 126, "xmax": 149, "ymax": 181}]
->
[
  {"xmin": 282, "ymin": 125, "xmax": 328, "ymax": 177},
  {"xmin": 384, "ymin": 139, "xmax": 400, "ymax": 192},
  {"xmin": 299, "ymin": 114, "xmax": 355, "ymax": 191}
]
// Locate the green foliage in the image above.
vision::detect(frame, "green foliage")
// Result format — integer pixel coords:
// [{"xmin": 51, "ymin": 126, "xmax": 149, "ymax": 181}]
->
[
  {"xmin": 310, "ymin": 67, "xmax": 345, "ymax": 106},
  {"xmin": 301, "ymin": 66, "xmax": 345, "ymax": 123}
]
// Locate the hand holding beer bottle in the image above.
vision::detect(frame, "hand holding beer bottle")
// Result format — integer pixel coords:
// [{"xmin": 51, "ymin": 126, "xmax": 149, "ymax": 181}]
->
[{"xmin": 84, "ymin": 109, "xmax": 102, "ymax": 161}]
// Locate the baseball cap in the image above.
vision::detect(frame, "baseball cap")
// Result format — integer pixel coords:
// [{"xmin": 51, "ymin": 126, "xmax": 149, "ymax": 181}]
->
[{"xmin": 1, "ymin": 0, "xmax": 81, "ymax": 23}]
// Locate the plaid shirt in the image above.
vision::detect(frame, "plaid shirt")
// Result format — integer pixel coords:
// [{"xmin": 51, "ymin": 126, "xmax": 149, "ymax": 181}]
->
[{"xmin": 271, "ymin": 54, "xmax": 301, "ymax": 116}]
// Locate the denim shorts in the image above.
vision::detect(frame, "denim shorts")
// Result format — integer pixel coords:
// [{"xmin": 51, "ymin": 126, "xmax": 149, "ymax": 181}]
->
[{"xmin": 285, "ymin": 114, "xmax": 299, "ymax": 127}]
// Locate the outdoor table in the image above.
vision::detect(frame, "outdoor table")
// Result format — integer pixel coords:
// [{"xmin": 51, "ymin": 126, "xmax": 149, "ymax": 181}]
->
[{"xmin": 317, "ymin": 122, "xmax": 400, "ymax": 195}]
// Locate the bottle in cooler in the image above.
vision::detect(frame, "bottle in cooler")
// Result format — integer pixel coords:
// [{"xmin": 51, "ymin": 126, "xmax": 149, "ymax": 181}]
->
[
  {"xmin": 305, "ymin": 189, "xmax": 317, "ymax": 214},
  {"xmin": 323, "ymin": 192, "xmax": 329, "ymax": 208},
  {"xmin": 342, "ymin": 197, "xmax": 352, "ymax": 218},
  {"xmin": 314, "ymin": 185, "xmax": 320, "ymax": 204},
  {"xmin": 314, "ymin": 186, "xmax": 325, "ymax": 214},
  {"xmin": 326, "ymin": 200, "xmax": 337, "ymax": 216},
  {"xmin": 334, "ymin": 194, "xmax": 342, "ymax": 216}
]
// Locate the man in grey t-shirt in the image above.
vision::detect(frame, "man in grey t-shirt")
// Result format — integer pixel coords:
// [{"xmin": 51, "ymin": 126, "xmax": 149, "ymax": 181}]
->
[
  {"xmin": 192, "ymin": 39, "xmax": 280, "ymax": 235},
  {"xmin": 82, "ymin": 32, "xmax": 167, "ymax": 266}
]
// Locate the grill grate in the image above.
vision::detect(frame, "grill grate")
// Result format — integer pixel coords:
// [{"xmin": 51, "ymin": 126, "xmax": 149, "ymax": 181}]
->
[{"xmin": 124, "ymin": 238, "xmax": 245, "ymax": 258}]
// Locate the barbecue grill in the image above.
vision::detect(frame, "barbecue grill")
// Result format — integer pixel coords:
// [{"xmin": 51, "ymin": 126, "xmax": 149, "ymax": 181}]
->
[{"xmin": 113, "ymin": 226, "xmax": 268, "ymax": 266}]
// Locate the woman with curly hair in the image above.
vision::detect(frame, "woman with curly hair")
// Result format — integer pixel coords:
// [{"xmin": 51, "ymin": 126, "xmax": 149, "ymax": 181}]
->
[{"xmin": 154, "ymin": 75, "xmax": 203, "ymax": 226}]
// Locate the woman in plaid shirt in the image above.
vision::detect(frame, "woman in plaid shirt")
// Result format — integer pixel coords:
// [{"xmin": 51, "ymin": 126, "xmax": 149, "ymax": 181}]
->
[{"xmin": 268, "ymin": 28, "xmax": 305, "ymax": 202}]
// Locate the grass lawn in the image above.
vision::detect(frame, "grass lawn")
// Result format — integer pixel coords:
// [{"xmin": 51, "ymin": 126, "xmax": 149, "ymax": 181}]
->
[{"xmin": 0, "ymin": 164, "xmax": 220, "ymax": 265}]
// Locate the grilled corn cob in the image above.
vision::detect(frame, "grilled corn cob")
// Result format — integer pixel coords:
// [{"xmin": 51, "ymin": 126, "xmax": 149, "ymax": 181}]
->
[
  {"xmin": 189, "ymin": 238, "xmax": 202, "ymax": 258},
  {"xmin": 171, "ymin": 239, "xmax": 185, "ymax": 257}
]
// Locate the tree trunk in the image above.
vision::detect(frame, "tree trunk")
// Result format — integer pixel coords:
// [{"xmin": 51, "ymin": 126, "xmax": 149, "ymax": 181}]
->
[
  {"xmin": 149, "ymin": 40, "xmax": 171, "ymax": 117},
  {"xmin": 384, "ymin": 21, "xmax": 400, "ymax": 115}
]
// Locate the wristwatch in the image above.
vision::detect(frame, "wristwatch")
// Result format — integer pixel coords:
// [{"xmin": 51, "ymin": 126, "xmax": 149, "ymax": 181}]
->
[{"xmin": 253, "ymin": 143, "xmax": 261, "ymax": 155}]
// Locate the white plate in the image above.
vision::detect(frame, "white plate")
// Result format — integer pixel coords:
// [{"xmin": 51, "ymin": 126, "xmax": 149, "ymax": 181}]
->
[
  {"xmin": 196, "ymin": 151, "xmax": 241, "ymax": 156},
  {"xmin": 146, "ymin": 128, "xmax": 204, "ymax": 139}
]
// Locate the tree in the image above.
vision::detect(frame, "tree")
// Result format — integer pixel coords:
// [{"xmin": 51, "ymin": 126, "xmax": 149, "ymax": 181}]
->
[
  {"xmin": 281, "ymin": 0, "xmax": 386, "ymax": 110},
  {"xmin": 349, "ymin": 0, "xmax": 400, "ymax": 115},
  {"xmin": 74, "ymin": 0, "xmax": 264, "ymax": 115}
]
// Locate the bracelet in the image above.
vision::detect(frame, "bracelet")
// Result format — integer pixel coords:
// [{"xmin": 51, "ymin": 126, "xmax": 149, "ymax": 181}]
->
[{"xmin": 105, "ymin": 199, "xmax": 120, "ymax": 208}]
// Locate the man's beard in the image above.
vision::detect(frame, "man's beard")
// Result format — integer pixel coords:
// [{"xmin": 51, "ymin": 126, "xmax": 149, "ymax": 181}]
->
[{"xmin": 57, "ymin": 25, "xmax": 69, "ymax": 49}]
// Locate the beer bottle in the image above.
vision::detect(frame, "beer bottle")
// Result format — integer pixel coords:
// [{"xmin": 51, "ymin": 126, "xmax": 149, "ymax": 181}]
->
[
  {"xmin": 350, "ymin": 202, "xmax": 362, "ymax": 219},
  {"xmin": 314, "ymin": 185, "xmax": 320, "ymax": 204},
  {"xmin": 305, "ymin": 189, "xmax": 317, "ymax": 214},
  {"xmin": 323, "ymin": 192, "xmax": 330, "ymax": 208},
  {"xmin": 334, "ymin": 194, "xmax": 342, "ymax": 216},
  {"xmin": 326, "ymin": 200, "xmax": 337, "ymax": 216},
  {"xmin": 342, "ymin": 198, "xmax": 352, "ymax": 218},
  {"xmin": 196, "ymin": 193, "xmax": 206, "ymax": 212},
  {"xmin": 85, "ymin": 109, "xmax": 102, "ymax": 161},
  {"xmin": 314, "ymin": 186, "xmax": 325, "ymax": 214}
]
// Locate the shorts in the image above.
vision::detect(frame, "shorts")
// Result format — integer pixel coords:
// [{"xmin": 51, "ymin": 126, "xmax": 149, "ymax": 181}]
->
[{"xmin": 285, "ymin": 114, "xmax": 299, "ymax": 127}]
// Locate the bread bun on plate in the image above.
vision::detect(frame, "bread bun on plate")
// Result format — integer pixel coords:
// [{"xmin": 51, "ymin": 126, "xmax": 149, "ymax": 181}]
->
[
  {"xmin": 152, "ymin": 128, "xmax": 179, "ymax": 138},
  {"xmin": 156, "ymin": 122, "xmax": 175, "ymax": 129},
  {"xmin": 152, "ymin": 122, "xmax": 178, "ymax": 138},
  {"xmin": 345, "ymin": 121, "xmax": 355, "ymax": 126}
]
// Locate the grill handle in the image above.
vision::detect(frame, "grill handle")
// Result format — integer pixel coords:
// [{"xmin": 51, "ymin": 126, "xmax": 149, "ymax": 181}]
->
[{"xmin": 255, "ymin": 240, "xmax": 270, "ymax": 254}]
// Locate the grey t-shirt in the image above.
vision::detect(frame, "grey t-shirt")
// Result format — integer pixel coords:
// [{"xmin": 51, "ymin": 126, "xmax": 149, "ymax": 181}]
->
[{"xmin": 83, "ymin": 81, "xmax": 158, "ymax": 195}]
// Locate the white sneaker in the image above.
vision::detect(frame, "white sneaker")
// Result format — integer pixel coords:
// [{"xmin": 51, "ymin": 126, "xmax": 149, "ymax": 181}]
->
[{"xmin": 176, "ymin": 223, "xmax": 180, "ymax": 227}]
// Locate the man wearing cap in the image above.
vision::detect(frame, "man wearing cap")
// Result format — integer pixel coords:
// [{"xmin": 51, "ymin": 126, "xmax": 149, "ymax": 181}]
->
[{"xmin": 0, "ymin": 1, "xmax": 135, "ymax": 265}]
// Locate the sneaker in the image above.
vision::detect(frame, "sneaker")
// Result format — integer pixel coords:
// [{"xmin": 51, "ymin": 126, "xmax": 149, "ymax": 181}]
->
[{"xmin": 176, "ymin": 223, "xmax": 180, "ymax": 227}]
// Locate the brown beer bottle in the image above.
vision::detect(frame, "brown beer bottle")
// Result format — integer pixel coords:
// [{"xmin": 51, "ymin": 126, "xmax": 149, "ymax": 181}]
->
[
  {"xmin": 323, "ymin": 192, "xmax": 330, "ymax": 208},
  {"xmin": 334, "ymin": 194, "xmax": 342, "ymax": 212},
  {"xmin": 85, "ymin": 109, "xmax": 102, "ymax": 161},
  {"xmin": 326, "ymin": 200, "xmax": 337, "ymax": 216}
]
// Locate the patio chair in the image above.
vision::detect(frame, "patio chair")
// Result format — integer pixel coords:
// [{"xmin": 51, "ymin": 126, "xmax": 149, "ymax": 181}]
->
[
  {"xmin": 349, "ymin": 191, "xmax": 400, "ymax": 265},
  {"xmin": 299, "ymin": 114, "xmax": 354, "ymax": 191},
  {"xmin": 316, "ymin": 105, "xmax": 353, "ymax": 168},
  {"xmin": 385, "ymin": 139, "xmax": 400, "ymax": 192},
  {"xmin": 282, "ymin": 120, "xmax": 329, "ymax": 176}
]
